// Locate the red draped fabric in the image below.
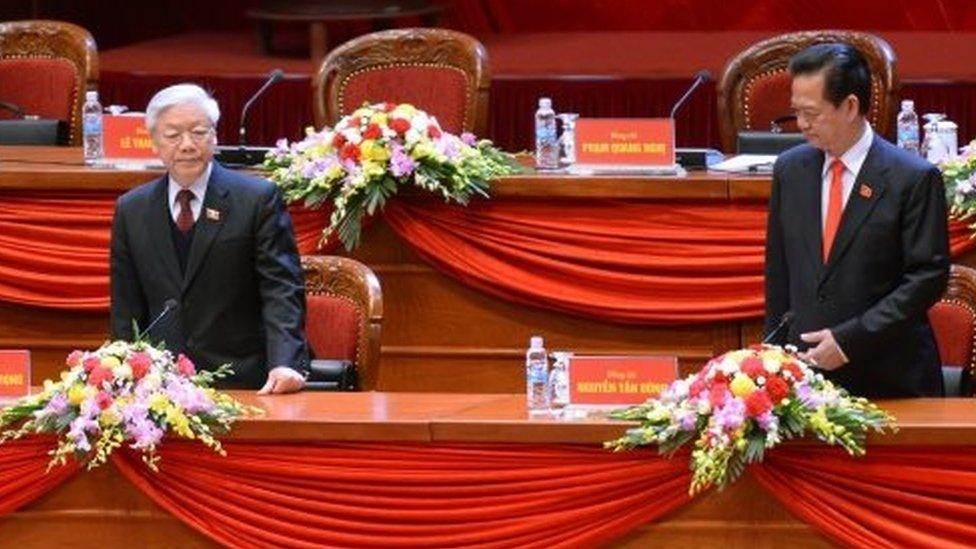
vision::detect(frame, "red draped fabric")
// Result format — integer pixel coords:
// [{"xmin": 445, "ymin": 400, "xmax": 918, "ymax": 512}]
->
[
  {"xmin": 754, "ymin": 446, "xmax": 976, "ymax": 548},
  {"xmin": 3, "ymin": 437, "xmax": 976, "ymax": 547},
  {"xmin": 384, "ymin": 198, "xmax": 976, "ymax": 323},
  {"xmin": 111, "ymin": 441, "xmax": 692, "ymax": 548},
  {"xmin": 0, "ymin": 192, "xmax": 973, "ymax": 322},
  {"xmin": 0, "ymin": 437, "xmax": 78, "ymax": 515}
]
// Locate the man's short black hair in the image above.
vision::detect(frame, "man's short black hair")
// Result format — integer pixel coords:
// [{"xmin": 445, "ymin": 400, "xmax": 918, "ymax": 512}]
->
[{"xmin": 788, "ymin": 43, "xmax": 871, "ymax": 115}]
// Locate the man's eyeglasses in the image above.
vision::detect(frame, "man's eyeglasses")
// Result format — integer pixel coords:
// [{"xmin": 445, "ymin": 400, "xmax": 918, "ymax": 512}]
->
[{"xmin": 159, "ymin": 127, "xmax": 214, "ymax": 145}]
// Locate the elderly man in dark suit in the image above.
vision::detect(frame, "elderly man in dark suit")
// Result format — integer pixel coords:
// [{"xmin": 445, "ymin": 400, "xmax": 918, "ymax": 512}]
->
[
  {"xmin": 765, "ymin": 44, "xmax": 949, "ymax": 398},
  {"xmin": 110, "ymin": 83, "xmax": 310, "ymax": 393}
]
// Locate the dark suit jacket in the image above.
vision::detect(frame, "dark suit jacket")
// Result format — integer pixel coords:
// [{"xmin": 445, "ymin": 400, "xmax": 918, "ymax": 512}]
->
[
  {"xmin": 110, "ymin": 162, "xmax": 310, "ymax": 389},
  {"xmin": 764, "ymin": 134, "xmax": 950, "ymax": 398}
]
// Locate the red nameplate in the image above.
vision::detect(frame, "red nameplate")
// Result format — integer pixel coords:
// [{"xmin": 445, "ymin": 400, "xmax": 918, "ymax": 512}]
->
[
  {"xmin": 0, "ymin": 350, "xmax": 30, "ymax": 397},
  {"xmin": 568, "ymin": 355, "xmax": 677, "ymax": 406},
  {"xmin": 574, "ymin": 118, "xmax": 675, "ymax": 166},
  {"xmin": 104, "ymin": 115, "xmax": 155, "ymax": 159}
]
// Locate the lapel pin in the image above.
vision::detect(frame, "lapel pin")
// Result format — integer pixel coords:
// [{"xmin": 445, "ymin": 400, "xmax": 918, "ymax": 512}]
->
[
  {"xmin": 205, "ymin": 208, "xmax": 221, "ymax": 221},
  {"xmin": 859, "ymin": 184, "xmax": 873, "ymax": 199}
]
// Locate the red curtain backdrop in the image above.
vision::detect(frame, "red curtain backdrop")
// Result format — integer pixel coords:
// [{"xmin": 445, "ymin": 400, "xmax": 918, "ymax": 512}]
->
[
  {"xmin": 0, "ymin": 192, "xmax": 973, "ymax": 322},
  {"xmin": 3, "ymin": 437, "xmax": 976, "ymax": 547},
  {"xmin": 111, "ymin": 441, "xmax": 692, "ymax": 548}
]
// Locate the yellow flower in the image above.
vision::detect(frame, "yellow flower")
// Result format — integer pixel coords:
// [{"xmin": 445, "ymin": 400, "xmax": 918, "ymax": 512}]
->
[
  {"xmin": 729, "ymin": 374, "xmax": 756, "ymax": 398},
  {"xmin": 361, "ymin": 160, "xmax": 386, "ymax": 179},
  {"xmin": 369, "ymin": 112, "xmax": 388, "ymax": 126},
  {"xmin": 326, "ymin": 163, "xmax": 344, "ymax": 179},
  {"xmin": 411, "ymin": 141, "xmax": 435, "ymax": 160},
  {"xmin": 166, "ymin": 408, "xmax": 193, "ymax": 438},
  {"xmin": 391, "ymin": 104, "xmax": 416, "ymax": 119},
  {"xmin": 67, "ymin": 383, "xmax": 89, "ymax": 406},
  {"xmin": 148, "ymin": 392, "xmax": 171, "ymax": 415},
  {"xmin": 360, "ymin": 140, "xmax": 390, "ymax": 162},
  {"xmin": 99, "ymin": 406, "xmax": 123, "ymax": 427}
]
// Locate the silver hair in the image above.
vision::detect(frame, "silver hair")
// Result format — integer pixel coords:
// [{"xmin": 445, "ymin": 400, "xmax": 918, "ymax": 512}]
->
[{"xmin": 145, "ymin": 83, "xmax": 220, "ymax": 133}]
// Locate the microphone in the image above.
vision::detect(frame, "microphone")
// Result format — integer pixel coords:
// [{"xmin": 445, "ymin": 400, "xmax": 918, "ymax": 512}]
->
[
  {"xmin": 670, "ymin": 69, "xmax": 711, "ymax": 119},
  {"xmin": 140, "ymin": 299, "xmax": 178, "ymax": 341},
  {"xmin": 215, "ymin": 68, "xmax": 283, "ymax": 167},
  {"xmin": 762, "ymin": 311, "xmax": 795, "ymax": 345},
  {"xmin": 239, "ymin": 68, "xmax": 284, "ymax": 146}
]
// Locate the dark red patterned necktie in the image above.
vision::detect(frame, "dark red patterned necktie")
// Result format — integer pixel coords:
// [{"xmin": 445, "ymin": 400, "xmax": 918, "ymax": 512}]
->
[{"xmin": 176, "ymin": 189, "xmax": 194, "ymax": 233}]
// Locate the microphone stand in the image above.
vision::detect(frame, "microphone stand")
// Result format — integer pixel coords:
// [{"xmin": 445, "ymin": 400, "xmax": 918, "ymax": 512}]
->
[{"xmin": 215, "ymin": 69, "xmax": 285, "ymax": 167}]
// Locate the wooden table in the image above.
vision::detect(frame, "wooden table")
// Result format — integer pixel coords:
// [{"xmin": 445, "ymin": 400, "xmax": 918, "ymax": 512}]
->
[
  {"xmin": 246, "ymin": 0, "xmax": 444, "ymax": 61},
  {"xmin": 2, "ymin": 392, "xmax": 974, "ymax": 547}
]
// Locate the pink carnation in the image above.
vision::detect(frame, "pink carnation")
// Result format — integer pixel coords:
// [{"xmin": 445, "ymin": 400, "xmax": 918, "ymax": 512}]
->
[{"xmin": 176, "ymin": 354, "xmax": 196, "ymax": 377}]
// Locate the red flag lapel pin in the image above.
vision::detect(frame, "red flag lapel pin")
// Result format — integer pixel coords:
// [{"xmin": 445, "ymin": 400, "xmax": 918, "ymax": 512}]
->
[{"xmin": 859, "ymin": 184, "xmax": 873, "ymax": 199}]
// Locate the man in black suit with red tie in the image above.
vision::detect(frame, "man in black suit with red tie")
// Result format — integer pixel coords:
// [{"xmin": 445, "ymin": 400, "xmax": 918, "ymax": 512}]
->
[
  {"xmin": 764, "ymin": 44, "xmax": 949, "ymax": 397},
  {"xmin": 110, "ymin": 84, "xmax": 310, "ymax": 393}
]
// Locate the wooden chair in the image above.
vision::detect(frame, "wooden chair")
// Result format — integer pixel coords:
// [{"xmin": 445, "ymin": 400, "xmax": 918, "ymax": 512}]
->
[
  {"xmin": 313, "ymin": 28, "xmax": 489, "ymax": 136},
  {"xmin": 928, "ymin": 264, "xmax": 976, "ymax": 397},
  {"xmin": 0, "ymin": 20, "xmax": 98, "ymax": 146},
  {"xmin": 716, "ymin": 30, "xmax": 898, "ymax": 152},
  {"xmin": 302, "ymin": 255, "xmax": 383, "ymax": 391}
]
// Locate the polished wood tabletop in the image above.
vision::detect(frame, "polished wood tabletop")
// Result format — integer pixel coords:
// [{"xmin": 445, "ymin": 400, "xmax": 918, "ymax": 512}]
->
[
  {"xmin": 225, "ymin": 391, "xmax": 976, "ymax": 445},
  {"xmin": 0, "ymin": 146, "xmax": 772, "ymax": 198}
]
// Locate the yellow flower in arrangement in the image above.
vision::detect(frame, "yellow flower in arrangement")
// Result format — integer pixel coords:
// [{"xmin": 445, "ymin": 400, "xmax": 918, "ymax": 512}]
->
[
  {"xmin": 360, "ymin": 139, "xmax": 390, "ymax": 162},
  {"xmin": 729, "ymin": 373, "xmax": 756, "ymax": 398},
  {"xmin": 67, "ymin": 383, "xmax": 89, "ymax": 406},
  {"xmin": 148, "ymin": 392, "xmax": 171, "ymax": 416},
  {"xmin": 101, "ymin": 355, "xmax": 122, "ymax": 370},
  {"xmin": 99, "ymin": 406, "xmax": 123, "ymax": 427},
  {"xmin": 166, "ymin": 408, "xmax": 194, "ymax": 438},
  {"xmin": 369, "ymin": 112, "xmax": 388, "ymax": 126}
]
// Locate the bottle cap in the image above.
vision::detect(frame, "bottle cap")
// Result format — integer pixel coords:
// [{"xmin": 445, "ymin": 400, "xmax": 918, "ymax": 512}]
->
[
  {"xmin": 901, "ymin": 99, "xmax": 914, "ymax": 111},
  {"xmin": 538, "ymin": 97, "xmax": 552, "ymax": 109},
  {"xmin": 529, "ymin": 336, "xmax": 544, "ymax": 349},
  {"xmin": 86, "ymin": 90, "xmax": 99, "ymax": 102}
]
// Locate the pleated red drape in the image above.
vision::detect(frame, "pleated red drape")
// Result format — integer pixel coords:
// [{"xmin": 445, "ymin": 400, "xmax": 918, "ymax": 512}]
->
[
  {"xmin": 753, "ymin": 446, "xmax": 976, "ymax": 548},
  {"xmin": 110, "ymin": 441, "xmax": 692, "ymax": 549},
  {"xmin": 3, "ymin": 437, "xmax": 976, "ymax": 547},
  {"xmin": 1, "ymin": 192, "xmax": 974, "ymax": 322},
  {"xmin": 0, "ymin": 437, "xmax": 78, "ymax": 515},
  {"xmin": 384, "ymin": 198, "xmax": 976, "ymax": 323}
]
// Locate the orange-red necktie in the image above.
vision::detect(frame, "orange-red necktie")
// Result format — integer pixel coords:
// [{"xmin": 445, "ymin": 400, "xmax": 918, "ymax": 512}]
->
[{"xmin": 822, "ymin": 159, "xmax": 845, "ymax": 262}]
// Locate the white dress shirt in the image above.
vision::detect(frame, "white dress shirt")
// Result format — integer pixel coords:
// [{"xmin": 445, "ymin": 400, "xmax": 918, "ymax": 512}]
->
[
  {"xmin": 167, "ymin": 162, "xmax": 213, "ymax": 224},
  {"xmin": 821, "ymin": 122, "xmax": 873, "ymax": 230}
]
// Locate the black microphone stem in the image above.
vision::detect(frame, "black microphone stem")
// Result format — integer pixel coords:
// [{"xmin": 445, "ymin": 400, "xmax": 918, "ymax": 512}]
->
[{"xmin": 239, "ymin": 69, "xmax": 284, "ymax": 146}]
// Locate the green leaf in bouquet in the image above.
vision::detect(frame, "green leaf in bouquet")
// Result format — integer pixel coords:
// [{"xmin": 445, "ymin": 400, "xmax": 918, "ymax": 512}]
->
[{"xmin": 337, "ymin": 206, "xmax": 366, "ymax": 251}]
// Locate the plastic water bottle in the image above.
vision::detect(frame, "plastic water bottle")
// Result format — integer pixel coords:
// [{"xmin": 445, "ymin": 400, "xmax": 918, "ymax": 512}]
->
[
  {"xmin": 896, "ymin": 100, "xmax": 919, "ymax": 155},
  {"xmin": 548, "ymin": 351, "xmax": 572, "ymax": 412},
  {"xmin": 82, "ymin": 90, "xmax": 103, "ymax": 164},
  {"xmin": 525, "ymin": 336, "xmax": 549, "ymax": 415},
  {"xmin": 534, "ymin": 98, "xmax": 559, "ymax": 170}
]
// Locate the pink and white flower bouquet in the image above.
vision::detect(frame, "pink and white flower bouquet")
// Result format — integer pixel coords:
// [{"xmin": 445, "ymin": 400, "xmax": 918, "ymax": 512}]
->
[
  {"xmin": 263, "ymin": 102, "xmax": 524, "ymax": 250},
  {"xmin": 606, "ymin": 344, "xmax": 896, "ymax": 494},
  {"xmin": 0, "ymin": 340, "xmax": 259, "ymax": 471}
]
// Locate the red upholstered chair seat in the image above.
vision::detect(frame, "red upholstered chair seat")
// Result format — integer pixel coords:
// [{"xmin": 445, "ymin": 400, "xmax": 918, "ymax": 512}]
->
[
  {"xmin": 340, "ymin": 66, "xmax": 468, "ymax": 135},
  {"xmin": 305, "ymin": 294, "xmax": 360, "ymax": 361},
  {"xmin": 301, "ymin": 255, "xmax": 383, "ymax": 390},
  {"xmin": 743, "ymin": 70, "xmax": 797, "ymax": 132},
  {"xmin": 314, "ymin": 28, "xmax": 489, "ymax": 136},
  {"xmin": 927, "ymin": 265, "xmax": 976, "ymax": 397},
  {"xmin": 717, "ymin": 31, "xmax": 898, "ymax": 152},
  {"xmin": 928, "ymin": 301, "xmax": 975, "ymax": 369},
  {"xmin": 0, "ymin": 57, "xmax": 78, "ymax": 122}
]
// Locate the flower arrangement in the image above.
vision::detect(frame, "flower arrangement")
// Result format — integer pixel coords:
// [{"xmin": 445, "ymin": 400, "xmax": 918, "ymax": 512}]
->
[
  {"xmin": 606, "ymin": 345, "xmax": 896, "ymax": 494},
  {"xmin": 0, "ymin": 340, "xmax": 259, "ymax": 471},
  {"xmin": 264, "ymin": 102, "xmax": 525, "ymax": 250},
  {"xmin": 941, "ymin": 140, "xmax": 976, "ymax": 223}
]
